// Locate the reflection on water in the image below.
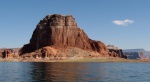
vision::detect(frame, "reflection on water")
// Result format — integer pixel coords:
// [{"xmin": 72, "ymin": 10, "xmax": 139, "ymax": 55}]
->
[
  {"xmin": 30, "ymin": 63, "xmax": 109, "ymax": 82},
  {"xmin": 0, "ymin": 62, "xmax": 150, "ymax": 82}
]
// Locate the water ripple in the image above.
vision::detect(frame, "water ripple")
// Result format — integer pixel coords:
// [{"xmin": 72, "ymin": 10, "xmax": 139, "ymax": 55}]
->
[{"xmin": 0, "ymin": 62, "xmax": 150, "ymax": 82}]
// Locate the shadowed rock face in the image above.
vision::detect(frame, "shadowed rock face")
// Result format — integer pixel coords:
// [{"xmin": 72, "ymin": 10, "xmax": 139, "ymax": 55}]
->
[
  {"xmin": 107, "ymin": 45, "xmax": 127, "ymax": 58},
  {"xmin": 108, "ymin": 49, "xmax": 127, "ymax": 58},
  {"xmin": 20, "ymin": 14, "xmax": 108, "ymax": 55}
]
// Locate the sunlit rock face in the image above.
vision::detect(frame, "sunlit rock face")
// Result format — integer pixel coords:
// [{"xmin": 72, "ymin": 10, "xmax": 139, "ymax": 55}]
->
[{"xmin": 20, "ymin": 14, "xmax": 109, "ymax": 56}]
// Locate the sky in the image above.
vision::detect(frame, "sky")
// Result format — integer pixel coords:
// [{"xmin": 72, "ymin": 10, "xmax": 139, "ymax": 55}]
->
[{"xmin": 0, "ymin": 0, "xmax": 150, "ymax": 50}]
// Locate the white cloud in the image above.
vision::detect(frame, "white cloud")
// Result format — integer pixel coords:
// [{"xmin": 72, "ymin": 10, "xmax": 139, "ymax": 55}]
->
[{"xmin": 112, "ymin": 19, "xmax": 134, "ymax": 26}]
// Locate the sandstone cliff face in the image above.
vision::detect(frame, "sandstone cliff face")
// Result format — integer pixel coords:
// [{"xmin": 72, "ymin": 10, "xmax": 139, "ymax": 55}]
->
[{"xmin": 20, "ymin": 14, "xmax": 108, "ymax": 56}]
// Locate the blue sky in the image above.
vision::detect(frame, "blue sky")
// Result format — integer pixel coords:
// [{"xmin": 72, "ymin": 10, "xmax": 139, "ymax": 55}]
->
[{"xmin": 0, "ymin": 0, "xmax": 150, "ymax": 50}]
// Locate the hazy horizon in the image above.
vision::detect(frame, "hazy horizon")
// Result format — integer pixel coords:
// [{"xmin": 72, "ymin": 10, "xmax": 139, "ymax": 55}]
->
[{"xmin": 0, "ymin": 0, "xmax": 150, "ymax": 50}]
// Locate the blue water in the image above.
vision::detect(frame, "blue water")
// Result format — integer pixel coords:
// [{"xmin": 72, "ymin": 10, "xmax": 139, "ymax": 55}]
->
[{"xmin": 0, "ymin": 62, "xmax": 150, "ymax": 82}]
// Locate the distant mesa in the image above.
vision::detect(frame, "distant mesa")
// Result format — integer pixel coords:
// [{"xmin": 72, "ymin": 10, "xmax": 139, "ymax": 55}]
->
[
  {"xmin": 19, "ymin": 14, "xmax": 126, "ymax": 59},
  {"xmin": 123, "ymin": 49, "xmax": 150, "ymax": 59}
]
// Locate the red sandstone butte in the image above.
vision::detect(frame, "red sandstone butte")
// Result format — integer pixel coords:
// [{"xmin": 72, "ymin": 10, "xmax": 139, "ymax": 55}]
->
[{"xmin": 20, "ymin": 14, "xmax": 110, "ymax": 56}]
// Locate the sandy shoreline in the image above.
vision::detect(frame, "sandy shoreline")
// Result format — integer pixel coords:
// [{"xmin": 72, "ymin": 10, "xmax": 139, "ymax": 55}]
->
[{"xmin": 0, "ymin": 57, "xmax": 150, "ymax": 62}]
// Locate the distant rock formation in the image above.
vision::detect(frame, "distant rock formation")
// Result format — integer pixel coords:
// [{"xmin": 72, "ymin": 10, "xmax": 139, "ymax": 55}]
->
[
  {"xmin": 107, "ymin": 45, "xmax": 127, "ymax": 58},
  {"xmin": 123, "ymin": 52, "xmax": 140, "ymax": 59},
  {"xmin": 0, "ymin": 48, "xmax": 20, "ymax": 54},
  {"xmin": 20, "ymin": 14, "xmax": 109, "ymax": 57},
  {"xmin": 123, "ymin": 49, "xmax": 149, "ymax": 59},
  {"xmin": 0, "ymin": 48, "xmax": 20, "ymax": 58},
  {"xmin": 0, "ymin": 49, "xmax": 12, "ymax": 58}
]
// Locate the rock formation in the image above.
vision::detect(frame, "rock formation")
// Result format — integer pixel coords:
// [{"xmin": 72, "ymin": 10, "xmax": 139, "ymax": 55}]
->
[
  {"xmin": 20, "ymin": 14, "xmax": 126, "ymax": 59},
  {"xmin": 20, "ymin": 14, "xmax": 108, "ymax": 56},
  {"xmin": 1, "ymin": 49, "xmax": 13, "ymax": 58},
  {"xmin": 107, "ymin": 45, "xmax": 127, "ymax": 59},
  {"xmin": 123, "ymin": 49, "xmax": 149, "ymax": 59}
]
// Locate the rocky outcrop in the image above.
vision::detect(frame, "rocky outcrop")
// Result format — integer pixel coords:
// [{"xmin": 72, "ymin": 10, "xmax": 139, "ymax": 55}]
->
[
  {"xmin": 1, "ymin": 49, "xmax": 13, "ymax": 58},
  {"xmin": 123, "ymin": 49, "xmax": 149, "ymax": 59},
  {"xmin": 20, "ymin": 14, "xmax": 109, "ymax": 56},
  {"xmin": 123, "ymin": 52, "xmax": 140, "ymax": 59},
  {"xmin": 107, "ymin": 45, "xmax": 127, "ymax": 58}
]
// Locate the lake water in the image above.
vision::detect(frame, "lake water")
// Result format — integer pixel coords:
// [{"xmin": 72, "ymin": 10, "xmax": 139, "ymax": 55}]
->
[{"xmin": 0, "ymin": 62, "xmax": 150, "ymax": 82}]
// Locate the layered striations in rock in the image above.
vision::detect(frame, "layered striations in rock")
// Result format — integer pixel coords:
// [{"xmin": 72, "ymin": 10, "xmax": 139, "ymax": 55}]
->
[
  {"xmin": 20, "ymin": 14, "xmax": 124, "ymax": 59},
  {"xmin": 20, "ymin": 14, "xmax": 108, "ymax": 55}
]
